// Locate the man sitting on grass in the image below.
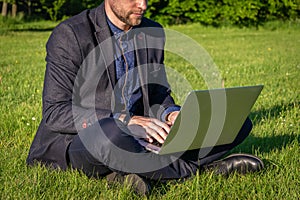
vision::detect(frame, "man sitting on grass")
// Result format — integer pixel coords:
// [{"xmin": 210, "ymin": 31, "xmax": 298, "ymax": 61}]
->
[{"xmin": 27, "ymin": 0, "xmax": 264, "ymax": 195}]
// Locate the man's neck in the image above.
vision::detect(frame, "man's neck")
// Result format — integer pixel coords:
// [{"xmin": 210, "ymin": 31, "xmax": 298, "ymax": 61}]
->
[{"xmin": 104, "ymin": 2, "xmax": 131, "ymax": 31}]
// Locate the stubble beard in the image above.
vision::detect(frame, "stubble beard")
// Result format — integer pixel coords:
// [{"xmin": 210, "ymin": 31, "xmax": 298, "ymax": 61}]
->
[{"xmin": 110, "ymin": 5, "xmax": 143, "ymax": 27}]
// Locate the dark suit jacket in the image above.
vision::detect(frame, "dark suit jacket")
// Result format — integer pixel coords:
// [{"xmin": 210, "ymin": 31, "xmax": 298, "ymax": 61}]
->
[{"xmin": 27, "ymin": 3, "xmax": 178, "ymax": 170}]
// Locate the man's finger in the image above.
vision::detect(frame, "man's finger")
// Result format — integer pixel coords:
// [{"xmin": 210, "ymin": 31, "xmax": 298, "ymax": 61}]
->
[
  {"xmin": 151, "ymin": 118, "xmax": 171, "ymax": 133},
  {"xmin": 147, "ymin": 123, "xmax": 168, "ymax": 141},
  {"xmin": 167, "ymin": 111, "xmax": 180, "ymax": 125},
  {"xmin": 144, "ymin": 126, "xmax": 165, "ymax": 143}
]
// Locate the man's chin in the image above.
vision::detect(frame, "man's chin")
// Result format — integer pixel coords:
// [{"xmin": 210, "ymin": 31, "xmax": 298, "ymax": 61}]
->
[
  {"xmin": 128, "ymin": 16, "xmax": 143, "ymax": 26},
  {"xmin": 130, "ymin": 20, "xmax": 142, "ymax": 27}
]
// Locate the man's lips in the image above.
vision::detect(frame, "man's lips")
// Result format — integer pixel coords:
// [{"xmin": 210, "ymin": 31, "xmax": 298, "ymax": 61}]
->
[{"xmin": 131, "ymin": 10, "xmax": 144, "ymax": 17}]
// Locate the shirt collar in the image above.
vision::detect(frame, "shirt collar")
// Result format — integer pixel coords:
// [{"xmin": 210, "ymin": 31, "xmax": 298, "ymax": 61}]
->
[
  {"xmin": 107, "ymin": 17, "xmax": 123, "ymax": 36},
  {"xmin": 106, "ymin": 17, "xmax": 134, "ymax": 41}
]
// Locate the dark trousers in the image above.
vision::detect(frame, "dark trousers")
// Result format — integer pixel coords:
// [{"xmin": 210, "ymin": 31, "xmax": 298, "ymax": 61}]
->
[{"xmin": 68, "ymin": 117, "xmax": 252, "ymax": 181}]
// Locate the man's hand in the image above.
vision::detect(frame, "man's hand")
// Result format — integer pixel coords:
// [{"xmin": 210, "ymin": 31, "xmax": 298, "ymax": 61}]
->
[
  {"xmin": 165, "ymin": 111, "xmax": 179, "ymax": 126},
  {"xmin": 128, "ymin": 116, "xmax": 170, "ymax": 144}
]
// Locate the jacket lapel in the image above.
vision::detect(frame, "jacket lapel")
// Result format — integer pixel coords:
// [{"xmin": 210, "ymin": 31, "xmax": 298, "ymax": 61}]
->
[{"xmin": 89, "ymin": 4, "xmax": 116, "ymax": 87}]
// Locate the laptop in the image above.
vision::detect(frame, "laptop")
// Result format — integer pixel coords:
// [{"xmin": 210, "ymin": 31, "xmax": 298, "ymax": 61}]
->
[{"xmin": 137, "ymin": 85, "xmax": 263, "ymax": 155}]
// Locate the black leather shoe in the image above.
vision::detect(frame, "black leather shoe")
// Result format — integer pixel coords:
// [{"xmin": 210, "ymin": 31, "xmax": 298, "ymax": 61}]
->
[
  {"xmin": 106, "ymin": 172, "xmax": 151, "ymax": 196},
  {"xmin": 203, "ymin": 153, "xmax": 264, "ymax": 176}
]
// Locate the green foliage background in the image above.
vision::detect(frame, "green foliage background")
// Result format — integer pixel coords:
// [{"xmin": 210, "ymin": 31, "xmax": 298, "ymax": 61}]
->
[
  {"xmin": 145, "ymin": 0, "xmax": 300, "ymax": 26},
  {"xmin": 1, "ymin": 0, "xmax": 299, "ymax": 26}
]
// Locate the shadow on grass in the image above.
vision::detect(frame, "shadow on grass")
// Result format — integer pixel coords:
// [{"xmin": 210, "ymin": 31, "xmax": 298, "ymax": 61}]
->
[
  {"xmin": 240, "ymin": 99, "xmax": 298, "ymax": 154},
  {"xmin": 234, "ymin": 133, "xmax": 299, "ymax": 170},
  {"xmin": 230, "ymin": 100, "xmax": 299, "ymax": 153},
  {"xmin": 249, "ymin": 100, "xmax": 299, "ymax": 126},
  {"xmin": 243, "ymin": 134, "xmax": 299, "ymax": 154}
]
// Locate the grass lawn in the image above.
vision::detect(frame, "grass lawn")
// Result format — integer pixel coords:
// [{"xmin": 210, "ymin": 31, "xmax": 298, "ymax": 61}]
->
[{"xmin": 0, "ymin": 20, "xmax": 299, "ymax": 199}]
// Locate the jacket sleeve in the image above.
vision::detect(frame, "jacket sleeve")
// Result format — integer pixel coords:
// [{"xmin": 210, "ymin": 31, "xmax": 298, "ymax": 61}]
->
[{"xmin": 42, "ymin": 23, "xmax": 111, "ymax": 134}]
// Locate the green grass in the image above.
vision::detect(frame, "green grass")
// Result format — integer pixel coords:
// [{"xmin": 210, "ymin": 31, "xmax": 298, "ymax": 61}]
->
[
  {"xmin": 0, "ymin": 21, "xmax": 299, "ymax": 199},
  {"xmin": 0, "ymin": 17, "xmax": 58, "ymax": 35}
]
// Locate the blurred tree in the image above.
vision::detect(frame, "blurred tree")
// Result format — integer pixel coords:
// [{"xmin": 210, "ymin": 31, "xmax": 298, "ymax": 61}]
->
[
  {"xmin": 82, "ymin": 0, "xmax": 102, "ymax": 9},
  {"xmin": 11, "ymin": 0, "xmax": 17, "ymax": 17},
  {"xmin": 40, "ymin": 0, "xmax": 66, "ymax": 21},
  {"xmin": 1, "ymin": 0, "xmax": 8, "ymax": 16},
  {"xmin": 23, "ymin": 0, "xmax": 32, "ymax": 16}
]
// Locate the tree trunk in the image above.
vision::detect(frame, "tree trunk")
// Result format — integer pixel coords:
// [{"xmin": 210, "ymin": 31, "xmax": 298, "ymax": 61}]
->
[
  {"xmin": 1, "ymin": 1, "xmax": 8, "ymax": 17},
  {"xmin": 27, "ymin": 0, "xmax": 32, "ymax": 16},
  {"xmin": 12, "ymin": 3, "xmax": 17, "ymax": 18}
]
